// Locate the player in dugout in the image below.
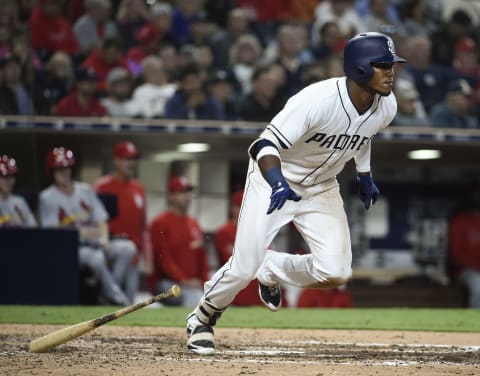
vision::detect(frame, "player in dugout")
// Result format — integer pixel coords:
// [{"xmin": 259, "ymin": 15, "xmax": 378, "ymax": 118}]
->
[
  {"xmin": 185, "ymin": 32, "xmax": 406, "ymax": 354},
  {"xmin": 39, "ymin": 147, "xmax": 136, "ymax": 306},
  {"xmin": 94, "ymin": 141, "xmax": 146, "ymax": 304},
  {"xmin": 0, "ymin": 155, "xmax": 36, "ymax": 227}
]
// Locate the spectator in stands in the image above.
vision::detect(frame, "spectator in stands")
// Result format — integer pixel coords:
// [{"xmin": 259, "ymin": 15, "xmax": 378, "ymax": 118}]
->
[
  {"xmin": 300, "ymin": 61, "xmax": 326, "ymax": 87},
  {"xmin": 265, "ymin": 24, "xmax": 313, "ymax": 97},
  {"xmin": 54, "ymin": 67, "xmax": 106, "ymax": 117},
  {"xmin": 399, "ymin": 0, "xmax": 438, "ymax": 37},
  {"xmin": 430, "ymin": 78, "xmax": 478, "ymax": 129},
  {"xmin": 0, "ymin": 24, "xmax": 11, "ymax": 63},
  {"xmin": 392, "ymin": 79, "xmax": 429, "ymax": 127},
  {"xmin": 176, "ymin": 44, "xmax": 197, "ymax": 71},
  {"xmin": 158, "ymin": 43, "xmax": 179, "ymax": 82},
  {"xmin": 9, "ymin": 29, "xmax": 44, "ymax": 85},
  {"xmin": 39, "ymin": 147, "xmax": 135, "ymax": 305},
  {"xmin": 310, "ymin": 21, "xmax": 345, "ymax": 62},
  {"xmin": 94, "ymin": 141, "xmax": 146, "ymax": 303},
  {"xmin": 452, "ymin": 37, "xmax": 480, "ymax": 120},
  {"xmin": 0, "ymin": 0, "xmax": 21, "ymax": 34},
  {"xmin": 149, "ymin": 2, "xmax": 175, "ymax": 45},
  {"xmin": 448, "ymin": 183, "xmax": 480, "ymax": 308},
  {"xmin": 115, "ymin": 0, "xmax": 150, "ymax": 51},
  {"xmin": 214, "ymin": 190, "xmax": 262, "ymax": 306},
  {"xmin": 35, "ymin": 52, "xmax": 73, "ymax": 115},
  {"xmin": 228, "ymin": 34, "xmax": 263, "ymax": 96},
  {"xmin": 101, "ymin": 67, "xmax": 137, "ymax": 117},
  {"xmin": 0, "ymin": 155, "xmax": 36, "ymax": 227},
  {"xmin": 405, "ymin": 35, "xmax": 457, "ymax": 113},
  {"xmin": 81, "ymin": 38, "xmax": 129, "ymax": 92},
  {"xmin": 0, "ymin": 53, "xmax": 35, "ymax": 115},
  {"xmin": 453, "ymin": 37, "xmax": 480, "ymax": 79},
  {"xmin": 324, "ymin": 55, "xmax": 345, "ymax": 78},
  {"xmin": 312, "ymin": 0, "xmax": 366, "ymax": 47},
  {"xmin": 170, "ymin": 0, "xmax": 206, "ymax": 45},
  {"xmin": 149, "ymin": 174, "xmax": 209, "ymax": 307},
  {"xmin": 131, "ymin": 55, "xmax": 176, "ymax": 118},
  {"xmin": 363, "ymin": 0, "xmax": 406, "ymax": 37},
  {"xmin": 29, "ymin": 0, "xmax": 80, "ymax": 61},
  {"xmin": 239, "ymin": 65, "xmax": 283, "ymax": 122},
  {"xmin": 186, "ymin": 11, "xmax": 212, "ymax": 46},
  {"xmin": 126, "ymin": 23, "xmax": 162, "ymax": 76},
  {"xmin": 164, "ymin": 63, "xmax": 224, "ymax": 120},
  {"xmin": 209, "ymin": 7, "xmax": 252, "ymax": 70},
  {"xmin": 73, "ymin": 0, "xmax": 118, "ymax": 55},
  {"xmin": 207, "ymin": 70, "xmax": 238, "ymax": 120},
  {"xmin": 195, "ymin": 44, "xmax": 216, "ymax": 82},
  {"xmin": 430, "ymin": 9, "xmax": 473, "ymax": 67}
]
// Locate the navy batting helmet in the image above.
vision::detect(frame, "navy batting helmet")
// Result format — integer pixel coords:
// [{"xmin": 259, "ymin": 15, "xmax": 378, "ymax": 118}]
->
[{"xmin": 344, "ymin": 32, "xmax": 406, "ymax": 84}]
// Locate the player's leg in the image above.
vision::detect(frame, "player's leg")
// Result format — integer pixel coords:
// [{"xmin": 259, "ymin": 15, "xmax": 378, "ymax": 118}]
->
[
  {"xmin": 256, "ymin": 183, "xmax": 352, "ymax": 290},
  {"xmin": 459, "ymin": 269, "xmax": 480, "ymax": 308},
  {"xmin": 78, "ymin": 245, "xmax": 130, "ymax": 305},
  {"xmin": 187, "ymin": 164, "xmax": 293, "ymax": 354},
  {"xmin": 108, "ymin": 238, "xmax": 137, "ymax": 286}
]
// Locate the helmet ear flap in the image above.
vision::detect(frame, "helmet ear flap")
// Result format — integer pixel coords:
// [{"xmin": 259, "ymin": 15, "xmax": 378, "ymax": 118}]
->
[
  {"xmin": 353, "ymin": 65, "xmax": 372, "ymax": 83},
  {"xmin": 355, "ymin": 65, "xmax": 366, "ymax": 76}
]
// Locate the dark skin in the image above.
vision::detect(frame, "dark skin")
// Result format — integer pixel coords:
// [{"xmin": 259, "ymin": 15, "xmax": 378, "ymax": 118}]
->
[{"xmin": 258, "ymin": 63, "xmax": 398, "ymax": 178}]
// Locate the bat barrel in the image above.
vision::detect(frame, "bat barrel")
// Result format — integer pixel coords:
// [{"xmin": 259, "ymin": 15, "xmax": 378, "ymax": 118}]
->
[{"xmin": 28, "ymin": 285, "xmax": 181, "ymax": 353}]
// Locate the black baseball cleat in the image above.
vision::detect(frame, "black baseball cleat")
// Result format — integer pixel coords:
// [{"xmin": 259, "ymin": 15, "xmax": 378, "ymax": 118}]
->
[
  {"xmin": 187, "ymin": 324, "xmax": 215, "ymax": 355},
  {"xmin": 258, "ymin": 282, "xmax": 282, "ymax": 311}
]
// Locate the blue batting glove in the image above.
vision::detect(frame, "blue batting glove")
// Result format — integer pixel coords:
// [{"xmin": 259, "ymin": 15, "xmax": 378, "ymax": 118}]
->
[
  {"xmin": 265, "ymin": 168, "xmax": 301, "ymax": 214},
  {"xmin": 357, "ymin": 173, "xmax": 380, "ymax": 210}
]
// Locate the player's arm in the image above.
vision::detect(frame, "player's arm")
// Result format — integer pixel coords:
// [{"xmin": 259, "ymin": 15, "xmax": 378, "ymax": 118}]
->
[
  {"xmin": 354, "ymin": 141, "xmax": 379, "ymax": 210},
  {"xmin": 249, "ymin": 138, "xmax": 301, "ymax": 214},
  {"xmin": 38, "ymin": 194, "xmax": 59, "ymax": 227},
  {"xmin": 97, "ymin": 220, "xmax": 110, "ymax": 249}
]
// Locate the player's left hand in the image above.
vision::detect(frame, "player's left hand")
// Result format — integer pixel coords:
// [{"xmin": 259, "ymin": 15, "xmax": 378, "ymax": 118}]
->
[
  {"xmin": 267, "ymin": 180, "xmax": 302, "ymax": 214},
  {"xmin": 357, "ymin": 173, "xmax": 379, "ymax": 210}
]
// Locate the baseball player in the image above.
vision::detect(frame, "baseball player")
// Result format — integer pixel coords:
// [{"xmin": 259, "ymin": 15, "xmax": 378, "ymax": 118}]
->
[
  {"xmin": 94, "ymin": 141, "xmax": 145, "ymax": 303},
  {"xmin": 186, "ymin": 32, "xmax": 406, "ymax": 354},
  {"xmin": 149, "ymin": 175, "xmax": 209, "ymax": 307},
  {"xmin": 38, "ymin": 147, "xmax": 136, "ymax": 305},
  {"xmin": 0, "ymin": 155, "xmax": 36, "ymax": 227}
]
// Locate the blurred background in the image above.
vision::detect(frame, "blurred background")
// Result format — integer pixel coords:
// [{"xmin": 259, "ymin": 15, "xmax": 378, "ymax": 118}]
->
[{"xmin": 0, "ymin": 0, "xmax": 479, "ymax": 309}]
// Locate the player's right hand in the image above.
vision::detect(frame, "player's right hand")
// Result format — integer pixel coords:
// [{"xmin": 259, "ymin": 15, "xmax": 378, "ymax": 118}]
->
[{"xmin": 267, "ymin": 180, "xmax": 302, "ymax": 215}]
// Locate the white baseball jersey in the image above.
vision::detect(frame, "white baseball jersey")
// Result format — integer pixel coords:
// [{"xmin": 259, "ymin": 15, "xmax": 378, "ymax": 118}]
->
[
  {"xmin": 197, "ymin": 76, "xmax": 398, "ymax": 311},
  {"xmin": 39, "ymin": 182, "xmax": 108, "ymax": 228},
  {"xmin": 252, "ymin": 76, "xmax": 397, "ymax": 186},
  {"xmin": 0, "ymin": 194, "xmax": 36, "ymax": 227}
]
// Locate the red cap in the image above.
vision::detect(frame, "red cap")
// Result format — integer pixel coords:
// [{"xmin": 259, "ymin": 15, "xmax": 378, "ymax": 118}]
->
[
  {"xmin": 231, "ymin": 190, "xmax": 244, "ymax": 207},
  {"xmin": 0, "ymin": 155, "xmax": 18, "ymax": 176},
  {"xmin": 136, "ymin": 24, "xmax": 161, "ymax": 44},
  {"xmin": 455, "ymin": 37, "xmax": 476, "ymax": 52},
  {"xmin": 113, "ymin": 141, "xmax": 139, "ymax": 158},
  {"xmin": 168, "ymin": 175, "xmax": 193, "ymax": 193}
]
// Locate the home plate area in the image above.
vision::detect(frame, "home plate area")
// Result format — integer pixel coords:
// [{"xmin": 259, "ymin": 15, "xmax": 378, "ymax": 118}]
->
[{"xmin": 1, "ymin": 325, "xmax": 479, "ymax": 376}]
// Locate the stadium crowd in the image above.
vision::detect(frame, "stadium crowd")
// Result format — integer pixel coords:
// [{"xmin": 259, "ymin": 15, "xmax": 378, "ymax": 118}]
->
[{"xmin": 0, "ymin": 0, "xmax": 478, "ymax": 127}]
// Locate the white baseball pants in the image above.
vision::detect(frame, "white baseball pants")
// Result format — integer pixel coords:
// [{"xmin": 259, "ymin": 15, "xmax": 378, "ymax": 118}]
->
[{"xmin": 202, "ymin": 161, "xmax": 352, "ymax": 309}]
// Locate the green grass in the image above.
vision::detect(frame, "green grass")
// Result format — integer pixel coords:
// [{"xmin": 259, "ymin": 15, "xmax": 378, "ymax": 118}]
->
[{"xmin": 1, "ymin": 306, "xmax": 479, "ymax": 332}]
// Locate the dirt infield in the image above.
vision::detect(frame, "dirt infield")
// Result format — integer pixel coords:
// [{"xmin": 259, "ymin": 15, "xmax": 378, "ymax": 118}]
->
[{"xmin": 1, "ymin": 324, "xmax": 479, "ymax": 375}]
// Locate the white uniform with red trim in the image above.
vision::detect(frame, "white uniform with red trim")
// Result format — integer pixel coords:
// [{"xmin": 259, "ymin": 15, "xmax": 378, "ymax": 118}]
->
[
  {"xmin": 39, "ymin": 182, "xmax": 137, "ymax": 304},
  {"xmin": 201, "ymin": 76, "xmax": 397, "ymax": 308},
  {"xmin": 0, "ymin": 194, "xmax": 36, "ymax": 227}
]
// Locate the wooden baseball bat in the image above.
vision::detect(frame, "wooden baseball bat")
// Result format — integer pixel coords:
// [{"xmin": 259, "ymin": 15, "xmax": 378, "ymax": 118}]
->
[{"xmin": 29, "ymin": 285, "xmax": 181, "ymax": 353}]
